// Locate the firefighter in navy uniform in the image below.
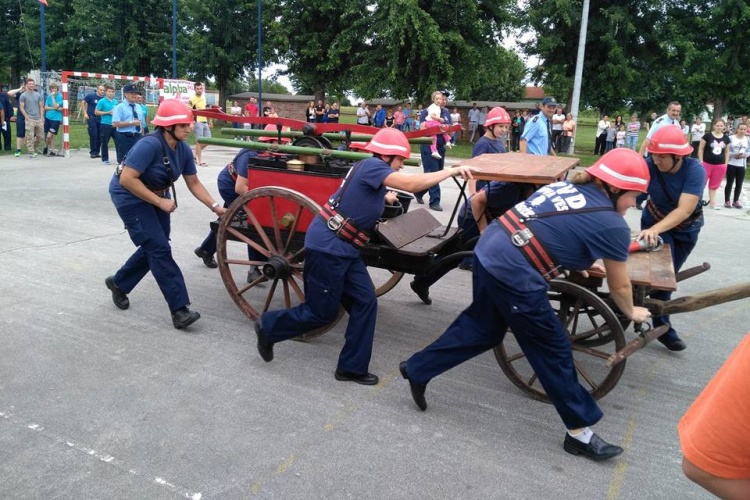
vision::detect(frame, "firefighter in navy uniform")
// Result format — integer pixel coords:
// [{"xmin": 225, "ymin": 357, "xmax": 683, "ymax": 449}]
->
[
  {"xmin": 400, "ymin": 148, "xmax": 652, "ymax": 461},
  {"xmin": 194, "ymin": 124, "xmax": 289, "ymax": 282},
  {"xmin": 105, "ymin": 99, "xmax": 227, "ymax": 329},
  {"xmin": 638, "ymin": 125, "xmax": 705, "ymax": 351},
  {"xmin": 253, "ymin": 128, "xmax": 477, "ymax": 385}
]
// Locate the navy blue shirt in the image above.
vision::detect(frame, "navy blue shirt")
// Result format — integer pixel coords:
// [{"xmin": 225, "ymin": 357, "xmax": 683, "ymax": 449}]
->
[
  {"xmin": 476, "ymin": 182, "xmax": 630, "ymax": 291},
  {"xmin": 472, "ymin": 136, "xmax": 506, "ymax": 156},
  {"xmin": 218, "ymin": 149, "xmax": 258, "ymax": 192},
  {"xmin": 459, "ymin": 181, "xmax": 528, "ymax": 225},
  {"xmin": 0, "ymin": 92, "xmax": 13, "ymax": 118},
  {"xmin": 109, "ymin": 132, "xmax": 196, "ymax": 207},
  {"xmin": 83, "ymin": 92, "xmax": 101, "ymax": 118},
  {"xmin": 305, "ymin": 157, "xmax": 393, "ymax": 257},
  {"xmin": 641, "ymin": 156, "xmax": 705, "ymax": 233}
]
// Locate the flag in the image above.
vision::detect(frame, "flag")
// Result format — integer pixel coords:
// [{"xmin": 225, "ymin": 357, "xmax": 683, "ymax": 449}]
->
[{"xmin": 39, "ymin": 0, "xmax": 48, "ymax": 6}]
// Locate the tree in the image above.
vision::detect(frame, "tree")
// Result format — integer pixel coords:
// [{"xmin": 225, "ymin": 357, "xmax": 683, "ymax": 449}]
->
[
  {"xmin": 180, "ymin": 0, "xmax": 278, "ymax": 115},
  {"xmin": 0, "ymin": 0, "xmax": 32, "ymax": 84},
  {"xmin": 354, "ymin": 0, "xmax": 518, "ymax": 104},
  {"xmin": 274, "ymin": 0, "xmax": 369, "ymax": 101}
]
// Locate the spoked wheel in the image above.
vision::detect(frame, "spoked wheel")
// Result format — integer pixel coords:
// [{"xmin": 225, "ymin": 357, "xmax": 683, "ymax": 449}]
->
[
  {"xmin": 367, "ymin": 268, "xmax": 404, "ymax": 297},
  {"xmin": 494, "ymin": 280, "xmax": 627, "ymax": 402},
  {"xmin": 216, "ymin": 186, "xmax": 343, "ymax": 340}
]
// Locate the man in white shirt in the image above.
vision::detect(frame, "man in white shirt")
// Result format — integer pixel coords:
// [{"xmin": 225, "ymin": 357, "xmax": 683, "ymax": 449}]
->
[
  {"xmin": 356, "ymin": 101, "xmax": 371, "ymax": 125},
  {"xmin": 594, "ymin": 114, "xmax": 610, "ymax": 155}
]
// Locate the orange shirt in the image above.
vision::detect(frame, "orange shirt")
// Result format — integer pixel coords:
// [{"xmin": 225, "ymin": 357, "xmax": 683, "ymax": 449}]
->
[{"xmin": 678, "ymin": 333, "xmax": 750, "ymax": 479}]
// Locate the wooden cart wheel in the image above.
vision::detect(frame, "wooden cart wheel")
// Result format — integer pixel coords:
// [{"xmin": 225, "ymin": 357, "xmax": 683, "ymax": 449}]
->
[
  {"xmin": 216, "ymin": 186, "xmax": 343, "ymax": 340},
  {"xmin": 367, "ymin": 267, "xmax": 404, "ymax": 297},
  {"xmin": 494, "ymin": 280, "xmax": 627, "ymax": 403}
]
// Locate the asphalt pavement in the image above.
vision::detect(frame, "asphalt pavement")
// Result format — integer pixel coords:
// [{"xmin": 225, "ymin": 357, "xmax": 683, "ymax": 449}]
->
[{"xmin": 1, "ymin": 145, "xmax": 749, "ymax": 499}]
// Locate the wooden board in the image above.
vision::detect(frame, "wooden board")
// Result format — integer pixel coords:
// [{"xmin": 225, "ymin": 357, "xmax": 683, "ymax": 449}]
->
[
  {"xmin": 375, "ymin": 209, "xmax": 442, "ymax": 249},
  {"xmin": 375, "ymin": 209, "xmax": 460, "ymax": 256},
  {"xmin": 588, "ymin": 244, "xmax": 676, "ymax": 291},
  {"xmin": 454, "ymin": 152, "xmax": 580, "ymax": 184}
]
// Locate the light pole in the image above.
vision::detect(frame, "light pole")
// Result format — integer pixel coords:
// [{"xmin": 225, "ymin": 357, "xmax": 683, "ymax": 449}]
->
[
  {"xmin": 568, "ymin": 0, "xmax": 590, "ymax": 154},
  {"xmin": 257, "ymin": 0, "xmax": 262, "ymax": 116},
  {"xmin": 172, "ymin": 0, "xmax": 177, "ymax": 78}
]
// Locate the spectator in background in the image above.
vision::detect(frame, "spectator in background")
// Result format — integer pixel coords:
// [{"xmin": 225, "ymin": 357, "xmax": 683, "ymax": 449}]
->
[
  {"xmin": 626, "ymin": 114, "xmax": 641, "ymax": 151},
  {"xmin": 373, "ymin": 104, "xmax": 386, "ymax": 128},
  {"xmin": 188, "ymin": 82, "xmax": 212, "ymax": 167},
  {"xmin": 698, "ymin": 118, "xmax": 729, "ymax": 210},
  {"xmin": 95, "ymin": 84, "xmax": 117, "ymax": 165},
  {"xmin": 137, "ymin": 94, "xmax": 149, "ymax": 134},
  {"xmin": 0, "ymin": 84, "xmax": 13, "ymax": 152},
  {"xmin": 551, "ymin": 105, "xmax": 565, "ymax": 151},
  {"xmin": 43, "ymin": 82, "xmax": 63, "ymax": 156},
  {"xmin": 322, "ymin": 103, "xmax": 330, "ymax": 122},
  {"xmin": 243, "ymin": 97, "xmax": 259, "ymax": 128},
  {"xmin": 450, "ymin": 107, "xmax": 461, "ymax": 145},
  {"xmin": 468, "ymin": 103, "xmax": 480, "ymax": 143},
  {"xmin": 605, "ymin": 121, "xmax": 617, "ymax": 152},
  {"xmin": 690, "ymin": 118, "xmax": 705, "ymax": 159},
  {"xmin": 679, "ymin": 333, "xmax": 750, "ymax": 499},
  {"xmin": 403, "ymin": 102, "xmax": 413, "ymax": 132},
  {"xmin": 82, "ymin": 84, "xmax": 104, "ymax": 158},
  {"xmin": 616, "ymin": 124, "xmax": 626, "ymax": 149},
  {"xmin": 561, "ymin": 113, "xmax": 576, "ymax": 153},
  {"xmin": 384, "ymin": 108, "xmax": 395, "ymax": 128},
  {"xmin": 594, "ymin": 114, "xmax": 609, "ymax": 155},
  {"xmin": 510, "ymin": 110, "xmax": 523, "ymax": 151},
  {"xmin": 645, "ymin": 111, "xmax": 657, "ymax": 132},
  {"xmin": 477, "ymin": 106, "xmax": 488, "ymax": 138},
  {"xmin": 19, "ymin": 78, "xmax": 44, "ymax": 159},
  {"xmin": 112, "ymin": 84, "xmax": 143, "ymax": 164},
  {"xmin": 393, "ymin": 105, "xmax": 405, "ymax": 131},
  {"xmin": 327, "ymin": 102, "xmax": 340, "ymax": 123},
  {"xmin": 229, "ymin": 100, "xmax": 242, "ymax": 131},
  {"xmin": 315, "ymin": 99, "xmax": 325, "ymax": 122},
  {"xmin": 520, "ymin": 97, "xmax": 557, "ymax": 156},
  {"xmin": 305, "ymin": 100, "xmax": 316, "ymax": 123},
  {"xmin": 6, "ymin": 83, "xmax": 25, "ymax": 156},
  {"xmin": 416, "ymin": 90, "xmax": 453, "ymax": 211},
  {"xmin": 681, "ymin": 120, "xmax": 690, "ymax": 140},
  {"xmin": 356, "ymin": 101, "xmax": 370, "ymax": 125},
  {"xmin": 262, "ymin": 101, "xmax": 272, "ymax": 117},
  {"xmin": 725, "ymin": 123, "xmax": 749, "ymax": 208}
]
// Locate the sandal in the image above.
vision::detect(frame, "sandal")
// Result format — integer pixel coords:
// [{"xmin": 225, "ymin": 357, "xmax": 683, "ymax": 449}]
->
[{"xmin": 199, "ymin": 162, "xmax": 208, "ymax": 167}]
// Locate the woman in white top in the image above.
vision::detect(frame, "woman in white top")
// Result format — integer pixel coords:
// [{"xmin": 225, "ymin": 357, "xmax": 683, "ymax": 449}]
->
[
  {"xmin": 450, "ymin": 107, "xmax": 461, "ymax": 145},
  {"xmin": 725, "ymin": 123, "xmax": 749, "ymax": 208}
]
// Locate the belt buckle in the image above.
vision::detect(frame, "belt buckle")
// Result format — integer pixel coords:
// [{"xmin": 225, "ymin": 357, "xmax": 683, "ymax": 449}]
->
[
  {"xmin": 326, "ymin": 213, "xmax": 345, "ymax": 231},
  {"xmin": 511, "ymin": 228, "xmax": 533, "ymax": 247}
]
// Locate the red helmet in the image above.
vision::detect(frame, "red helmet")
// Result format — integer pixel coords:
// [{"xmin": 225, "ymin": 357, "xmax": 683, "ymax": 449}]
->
[
  {"xmin": 484, "ymin": 107, "xmax": 511, "ymax": 127},
  {"xmin": 151, "ymin": 99, "xmax": 193, "ymax": 127},
  {"xmin": 258, "ymin": 124, "xmax": 291, "ymax": 143},
  {"xmin": 647, "ymin": 125, "xmax": 693, "ymax": 156},
  {"xmin": 586, "ymin": 148, "xmax": 650, "ymax": 193},
  {"xmin": 363, "ymin": 128, "xmax": 410, "ymax": 159}
]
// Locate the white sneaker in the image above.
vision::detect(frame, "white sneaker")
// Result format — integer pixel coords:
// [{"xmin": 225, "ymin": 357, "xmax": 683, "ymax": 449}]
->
[
  {"xmin": 713, "ymin": 204, "xmax": 721, "ymax": 210},
  {"xmin": 445, "ymin": 142, "xmax": 453, "ymax": 150},
  {"xmin": 431, "ymin": 151, "xmax": 442, "ymax": 160}
]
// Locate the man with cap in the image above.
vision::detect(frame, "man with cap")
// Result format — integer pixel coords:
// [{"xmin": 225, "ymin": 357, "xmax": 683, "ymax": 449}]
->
[
  {"xmin": 520, "ymin": 96, "xmax": 557, "ymax": 156},
  {"xmin": 111, "ymin": 84, "xmax": 143, "ymax": 164}
]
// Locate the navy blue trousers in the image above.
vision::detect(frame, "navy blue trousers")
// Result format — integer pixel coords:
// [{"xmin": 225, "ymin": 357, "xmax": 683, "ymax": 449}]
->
[
  {"xmin": 646, "ymin": 229, "xmax": 699, "ymax": 340},
  {"xmin": 415, "ymin": 144, "xmax": 446, "ymax": 206},
  {"xmin": 112, "ymin": 200, "xmax": 190, "ymax": 313},
  {"xmin": 87, "ymin": 116, "xmax": 101, "ymax": 155},
  {"xmin": 100, "ymin": 124, "xmax": 114, "ymax": 162},
  {"xmin": 260, "ymin": 248, "xmax": 377, "ymax": 375},
  {"xmin": 115, "ymin": 132, "xmax": 140, "ymax": 164},
  {"xmin": 405, "ymin": 256, "xmax": 603, "ymax": 430},
  {"xmin": 197, "ymin": 183, "xmax": 263, "ymax": 263}
]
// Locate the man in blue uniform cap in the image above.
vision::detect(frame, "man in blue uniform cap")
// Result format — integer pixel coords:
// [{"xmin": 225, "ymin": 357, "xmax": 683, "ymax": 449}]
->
[{"xmin": 520, "ymin": 96, "xmax": 557, "ymax": 156}]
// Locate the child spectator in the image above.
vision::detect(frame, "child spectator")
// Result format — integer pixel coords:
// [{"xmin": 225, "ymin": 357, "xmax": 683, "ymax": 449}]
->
[
  {"xmin": 605, "ymin": 123, "xmax": 617, "ymax": 152},
  {"xmin": 424, "ymin": 93, "xmax": 453, "ymax": 159},
  {"xmin": 616, "ymin": 125, "xmax": 626, "ymax": 149}
]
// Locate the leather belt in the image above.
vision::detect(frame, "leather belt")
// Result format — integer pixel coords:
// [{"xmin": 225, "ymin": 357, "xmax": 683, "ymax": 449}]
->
[
  {"xmin": 118, "ymin": 132, "xmax": 139, "ymax": 137},
  {"xmin": 497, "ymin": 208, "xmax": 562, "ymax": 281},
  {"xmin": 319, "ymin": 203, "xmax": 370, "ymax": 248},
  {"xmin": 150, "ymin": 187, "xmax": 170, "ymax": 198}
]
